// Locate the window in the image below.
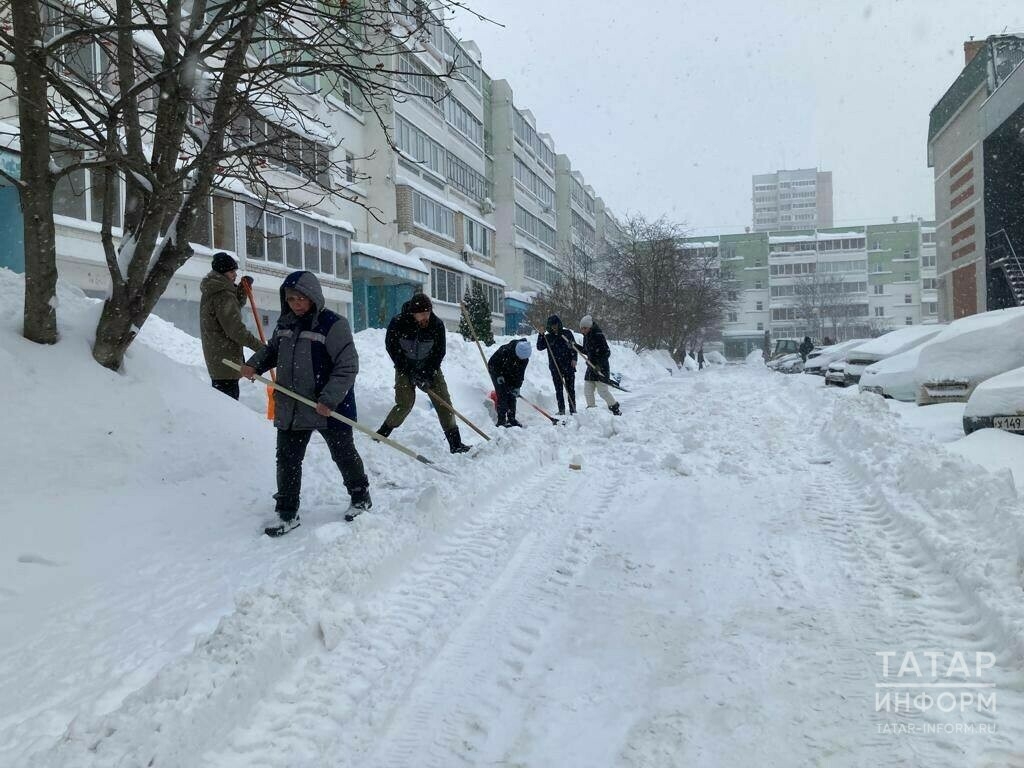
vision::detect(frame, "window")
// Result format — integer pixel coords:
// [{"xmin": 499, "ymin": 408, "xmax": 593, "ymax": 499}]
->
[
  {"xmin": 325, "ymin": 73, "xmax": 362, "ymax": 112},
  {"xmin": 571, "ymin": 210, "xmax": 596, "ymax": 244},
  {"xmin": 44, "ymin": 5, "xmax": 117, "ymax": 93},
  {"xmin": 395, "ymin": 115, "xmax": 445, "ymax": 177},
  {"xmin": 873, "ymin": 284, "xmax": 884, "ymax": 295},
  {"xmin": 922, "ymin": 277, "xmax": 937, "ymax": 290},
  {"xmin": 398, "ymin": 51, "xmax": 447, "ymax": 112},
  {"xmin": 447, "ymin": 152, "xmax": 489, "ymax": 204},
  {"xmin": 927, "ymin": 302, "xmax": 938, "ymax": 315},
  {"xmin": 513, "ymin": 156, "xmax": 555, "ymax": 208},
  {"xmin": 727, "ymin": 290, "xmax": 738, "ymax": 301},
  {"xmin": 902, "ymin": 249, "xmax": 911, "ymax": 259},
  {"xmin": 344, "ymin": 152, "xmax": 356, "ymax": 185},
  {"xmin": 515, "ymin": 204, "xmax": 557, "ymax": 250},
  {"xmin": 52, "ymin": 148, "xmax": 124, "ymax": 227},
  {"xmin": 921, "ymin": 253, "xmax": 936, "ymax": 268},
  {"xmin": 234, "ymin": 113, "xmax": 332, "ymax": 186},
  {"xmin": 905, "ymin": 316, "xmax": 913, "ymax": 325},
  {"xmin": 523, "ymin": 250, "xmax": 562, "ymax": 285},
  {"xmin": 755, "ymin": 301, "xmax": 763, "ymax": 311},
  {"xmin": 464, "ymin": 218, "xmax": 491, "ymax": 257},
  {"xmin": 285, "ymin": 218, "xmax": 302, "ymax": 268},
  {"xmin": 335, "ymin": 234, "xmax": 351, "ymax": 280},
  {"xmin": 728, "ymin": 312, "xmax": 738, "ymax": 322},
  {"xmin": 245, "ymin": 204, "xmax": 348, "ymax": 278},
  {"xmin": 513, "ymin": 109, "xmax": 556, "ymax": 170},
  {"xmin": 444, "ymin": 96, "xmax": 483, "ymax": 147},
  {"xmin": 754, "ymin": 280, "xmax": 763, "ymax": 289},
  {"xmin": 245, "ymin": 205, "xmax": 266, "ymax": 261},
  {"xmin": 430, "ymin": 265, "xmax": 463, "ymax": 304},
  {"xmin": 303, "ymin": 223, "xmax": 320, "ymax": 271},
  {"xmin": 412, "ymin": 191, "xmax": 455, "ymax": 239},
  {"xmin": 904, "ymin": 293, "xmax": 912, "ymax": 304},
  {"xmin": 265, "ymin": 213, "xmax": 284, "ymax": 264},
  {"xmin": 904, "ymin": 272, "xmax": 912, "ymax": 282},
  {"xmin": 756, "ymin": 322, "xmax": 764, "ymax": 331},
  {"xmin": 873, "ymin": 263, "xmax": 884, "ymax": 273},
  {"xmin": 473, "ymin": 280, "xmax": 503, "ymax": 314},
  {"xmin": 874, "ymin": 306, "xmax": 885, "ymax": 317}
]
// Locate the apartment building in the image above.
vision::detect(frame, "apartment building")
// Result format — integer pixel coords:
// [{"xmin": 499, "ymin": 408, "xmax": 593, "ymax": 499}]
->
[
  {"xmin": 927, "ymin": 35, "xmax": 1024, "ymax": 321},
  {"xmin": 690, "ymin": 220, "xmax": 938, "ymax": 358},
  {"xmin": 752, "ymin": 169, "xmax": 834, "ymax": 232}
]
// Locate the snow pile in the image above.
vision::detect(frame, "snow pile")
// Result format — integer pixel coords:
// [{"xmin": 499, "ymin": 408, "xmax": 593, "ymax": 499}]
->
[
  {"xmin": 947, "ymin": 429, "xmax": 1024, "ymax": 490},
  {"xmin": 682, "ymin": 354, "xmax": 699, "ymax": 371},
  {"xmin": 745, "ymin": 349, "xmax": 764, "ymax": 365},
  {"xmin": 858, "ymin": 344, "xmax": 929, "ymax": 401},
  {"xmin": 915, "ymin": 307, "xmax": 1024, "ymax": 386},
  {"xmin": 845, "ymin": 324, "xmax": 945, "ymax": 364},
  {"xmin": 705, "ymin": 350, "xmax": 726, "ymax": 365}
]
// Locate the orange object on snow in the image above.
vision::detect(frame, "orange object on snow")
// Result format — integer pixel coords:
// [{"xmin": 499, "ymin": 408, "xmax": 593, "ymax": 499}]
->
[{"xmin": 242, "ymin": 280, "xmax": 276, "ymax": 420}]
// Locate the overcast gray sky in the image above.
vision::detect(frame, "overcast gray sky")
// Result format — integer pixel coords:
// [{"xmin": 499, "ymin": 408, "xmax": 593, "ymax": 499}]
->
[{"xmin": 455, "ymin": 1, "xmax": 1024, "ymax": 234}]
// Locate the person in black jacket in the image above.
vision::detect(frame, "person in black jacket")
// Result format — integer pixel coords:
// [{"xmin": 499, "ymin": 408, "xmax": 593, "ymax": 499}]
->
[
  {"xmin": 799, "ymin": 336, "xmax": 814, "ymax": 362},
  {"xmin": 580, "ymin": 315, "xmax": 621, "ymax": 415},
  {"xmin": 536, "ymin": 314, "xmax": 578, "ymax": 415},
  {"xmin": 488, "ymin": 338, "xmax": 532, "ymax": 427},
  {"xmin": 377, "ymin": 293, "xmax": 471, "ymax": 454}
]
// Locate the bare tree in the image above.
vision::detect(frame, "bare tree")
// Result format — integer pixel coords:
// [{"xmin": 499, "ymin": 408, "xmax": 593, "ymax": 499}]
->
[
  {"xmin": 0, "ymin": 0, "xmax": 471, "ymax": 368},
  {"xmin": 526, "ymin": 240, "xmax": 603, "ymax": 332}
]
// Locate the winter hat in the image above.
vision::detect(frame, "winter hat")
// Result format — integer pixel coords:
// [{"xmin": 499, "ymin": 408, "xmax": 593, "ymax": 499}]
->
[
  {"xmin": 211, "ymin": 251, "xmax": 239, "ymax": 274},
  {"xmin": 580, "ymin": 315, "xmax": 594, "ymax": 329},
  {"xmin": 515, "ymin": 340, "xmax": 532, "ymax": 360},
  {"xmin": 407, "ymin": 293, "xmax": 432, "ymax": 313},
  {"xmin": 546, "ymin": 314, "xmax": 562, "ymax": 329}
]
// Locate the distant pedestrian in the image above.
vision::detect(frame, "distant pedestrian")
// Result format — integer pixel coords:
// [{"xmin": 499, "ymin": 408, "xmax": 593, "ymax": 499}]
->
[
  {"xmin": 536, "ymin": 314, "xmax": 578, "ymax": 415},
  {"xmin": 241, "ymin": 271, "xmax": 371, "ymax": 536},
  {"xmin": 377, "ymin": 294, "xmax": 471, "ymax": 454},
  {"xmin": 697, "ymin": 346, "xmax": 705, "ymax": 370},
  {"xmin": 488, "ymin": 338, "xmax": 532, "ymax": 427},
  {"xmin": 199, "ymin": 252, "xmax": 264, "ymax": 400},
  {"xmin": 580, "ymin": 315, "xmax": 621, "ymax": 416},
  {"xmin": 799, "ymin": 335, "xmax": 814, "ymax": 362}
]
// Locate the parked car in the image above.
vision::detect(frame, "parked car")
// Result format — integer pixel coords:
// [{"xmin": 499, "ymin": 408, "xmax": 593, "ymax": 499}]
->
[
  {"xmin": 963, "ymin": 366, "xmax": 1024, "ymax": 435},
  {"xmin": 825, "ymin": 360, "xmax": 848, "ymax": 386},
  {"xmin": 768, "ymin": 352, "xmax": 804, "ymax": 373},
  {"xmin": 842, "ymin": 325, "xmax": 946, "ymax": 386},
  {"xmin": 803, "ymin": 339, "xmax": 870, "ymax": 376},
  {"xmin": 915, "ymin": 307, "xmax": 1024, "ymax": 405},
  {"xmin": 858, "ymin": 344, "xmax": 932, "ymax": 401}
]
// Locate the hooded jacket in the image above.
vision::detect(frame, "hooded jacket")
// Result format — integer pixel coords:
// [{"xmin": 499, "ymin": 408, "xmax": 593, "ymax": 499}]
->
[
  {"xmin": 536, "ymin": 315, "xmax": 578, "ymax": 373},
  {"xmin": 582, "ymin": 322, "xmax": 611, "ymax": 382},
  {"xmin": 199, "ymin": 271, "xmax": 264, "ymax": 380},
  {"xmin": 385, "ymin": 300, "xmax": 447, "ymax": 376},
  {"xmin": 488, "ymin": 338, "xmax": 530, "ymax": 390},
  {"xmin": 246, "ymin": 271, "xmax": 359, "ymax": 430}
]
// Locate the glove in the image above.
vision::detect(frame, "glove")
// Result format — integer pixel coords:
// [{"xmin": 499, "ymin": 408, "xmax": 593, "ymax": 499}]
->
[
  {"xmin": 511, "ymin": 388, "xmax": 520, "ymax": 398},
  {"xmin": 240, "ymin": 275, "xmax": 254, "ymax": 288},
  {"xmin": 496, "ymin": 376, "xmax": 505, "ymax": 386},
  {"xmin": 413, "ymin": 372, "xmax": 433, "ymax": 389}
]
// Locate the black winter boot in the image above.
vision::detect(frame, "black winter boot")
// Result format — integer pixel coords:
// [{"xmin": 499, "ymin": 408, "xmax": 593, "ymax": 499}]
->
[
  {"xmin": 444, "ymin": 427, "xmax": 471, "ymax": 454},
  {"xmin": 609, "ymin": 403, "xmax": 622, "ymax": 416},
  {"xmin": 376, "ymin": 422, "xmax": 394, "ymax": 438}
]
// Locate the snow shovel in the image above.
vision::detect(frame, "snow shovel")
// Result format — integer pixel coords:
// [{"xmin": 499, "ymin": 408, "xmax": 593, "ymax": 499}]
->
[
  {"xmin": 417, "ymin": 384, "xmax": 491, "ymax": 442},
  {"xmin": 241, "ymin": 280, "xmax": 276, "ymax": 420},
  {"xmin": 519, "ymin": 395, "xmax": 562, "ymax": 425},
  {"xmin": 570, "ymin": 342, "xmax": 631, "ymax": 393},
  {"xmin": 223, "ymin": 360, "xmax": 455, "ymax": 477}
]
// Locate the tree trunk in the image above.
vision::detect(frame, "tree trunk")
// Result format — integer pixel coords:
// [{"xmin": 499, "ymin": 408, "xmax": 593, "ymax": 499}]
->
[
  {"xmin": 92, "ymin": 296, "xmax": 139, "ymax": 371},
  {"xmin": 12, "ymin": 0, "xmax": 59, "ymax": 345}
]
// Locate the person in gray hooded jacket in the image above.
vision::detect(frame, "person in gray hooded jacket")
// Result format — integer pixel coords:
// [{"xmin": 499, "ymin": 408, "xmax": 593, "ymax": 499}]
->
[{"xmin": 242, "ymin": 271, "xmax": 371, "ymax": 536}]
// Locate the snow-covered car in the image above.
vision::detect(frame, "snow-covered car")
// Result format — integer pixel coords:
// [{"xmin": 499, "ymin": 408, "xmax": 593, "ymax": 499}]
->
[
  {"xmin": 842, "ymin": 325, "xmax": 946, "ymax": 386},
  {"xmin": 802, "ymin": 339, "xmax": 870, "ymax": 376},
  {"xmin": 825, "ymin": 361, "xmax": 848, "ymax": 386},
  {"xmin": 767, "ymin": 352, "xmax": 803, "ymax": 373},
  {"xmin": 963, "ymin": 366, "xmax": 1024, "ymax": 435},
  {"xmin": 914, "ymin": 307, "xmax": 1024, "ymax": 405},
  {"xmin": 858, "ymin": 344, "xmax": 931, "ymax": 401}
]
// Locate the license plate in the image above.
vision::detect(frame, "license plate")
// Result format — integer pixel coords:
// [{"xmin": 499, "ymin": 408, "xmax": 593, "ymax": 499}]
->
[{"xmin": 993, "ymin": 415, "xmax": 1024, "ymax": 432}]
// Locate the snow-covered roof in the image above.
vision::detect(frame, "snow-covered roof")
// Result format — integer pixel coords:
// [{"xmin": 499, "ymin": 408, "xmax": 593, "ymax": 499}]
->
[
  {"xmin": 504, "ymin": 290, "xmax": 535, "ymax": 304},
  {"xmin": 0, "ymin": 120, "xmax": 20, "ymax": 152},
  {"xmin": 682, "ymin": 241, "xmax": 719, "ymax": 249},
  {"xmin": 768, "ymin": 234, "xmax": 816, "ymax": 244},
  {"xmin": 352, "ymin": 242, "xmax": 428, "ymax": 274},
  {"xmin": 407, "ymin": 247, "xmax": 507, "ymax": 287},
  {"xmin": 845, "ymin": 325, "xmax": 946, "ymax": 363},
  {"xmin": 916, "ymin": 307, "xmax": 1024, "ymax": 384}
]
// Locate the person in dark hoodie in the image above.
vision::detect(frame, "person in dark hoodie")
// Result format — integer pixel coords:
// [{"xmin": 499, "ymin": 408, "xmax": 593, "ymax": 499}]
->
[
  {"xmin": 378, "ymin": 293, "xmax": 471, "ymax": 454},
  {"xmin": 241, "ymin": 271, "xmax": 371, "ymax": 536},
  {"xmin": 799, "ymin": 335, "xmax": 814, "ymax": 362},
  {"xmin": 580, "ymin": 314, "xmax": 621, "ymax": 415},
  {"xmin": 199, "ymin": 252, "xmax": 264, "ymax": 399},
  {"xmin": 536, "ymin": 314, "xmax": 578, "ymax": 415},
  {"xmin": 488, "ymin": 338, "xmax": 533, "ymax": 427}
]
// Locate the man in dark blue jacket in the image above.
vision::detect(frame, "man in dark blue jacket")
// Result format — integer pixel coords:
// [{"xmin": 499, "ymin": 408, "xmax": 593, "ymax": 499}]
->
[
  {"xmin": 242, "ymin": 271, "xmax": 371, "ymax": 536},
  {"xmin": 377, "ymin": 293, "xmax": 470, "ymax": 454},
  {"xmin": 488, "ymin": 338, "xmax": 532, "ymax": 427},
  {"xmin": 536, "ymin": 314, "xmax": 578, "ymax": 415}
]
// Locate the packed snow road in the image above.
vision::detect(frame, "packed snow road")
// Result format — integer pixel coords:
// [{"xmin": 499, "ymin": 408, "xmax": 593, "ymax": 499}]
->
[{"xmin": 12, "ymin": 357, "xmax": 1024, "ymax": 766}]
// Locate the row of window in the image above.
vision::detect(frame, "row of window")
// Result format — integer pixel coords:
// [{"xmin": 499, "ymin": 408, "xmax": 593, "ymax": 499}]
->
[
  {"xmin": 769, "ymin": 262, "xmax": 816, "ymax": 276},
  {"xmin": 524, "ymin": 250, "xmax": 563, "ymax": 286},
  {"xmin": 769, "ymin": 282, "xmax": 867, "ymax": 297},
  {"xmin": 395, "ymin": 115, "xmax": 445, "ymax": 177},
  {"xmin": 412, "ymin": 190, "xmax": 456, "ymax": 240},
  {"xmin": 464, "ymin": 218, "xmax": 491, "ymax": 257},
  {"xmin": 444, "ymin": 95, "xmax": 484, "ymax": 148},
  {"xmin": 515, "ymin": 204, "xmax": 557, "ymax": 250},
  {"xmin": 513, "ymin": 109, "xmax": 556, "ymax": 171},
  {"xmin": 571, "ymin": 210, "xmax": 596, "ymax": 244},
  {"xmin": 817, "ymin": 259, "xmax": 867, "ymax": 274},
  {"xmin": 398, "ymin": 51, "xmax": 448, "ymax": 112},
  {"xmin": 513, "ymin": 156, "xmax": 555, "ymax": 208},
  {"xmin": 570, "ymin": 177, "xmax": 595, "ymax": 215},
  {"xmin": 245, "ymin": 204, "xmax": 351, "ymax": 279},
  {"xmin": 772, "ymin": 305, "xmax": 869, "ymax": 321},
  {"xmin": 429, "ymin": 265, "xmax": 464, "ymax": 304},
  {"xmin": 446, "ymin": 152, "xmax": 489, "ymax": 204}
]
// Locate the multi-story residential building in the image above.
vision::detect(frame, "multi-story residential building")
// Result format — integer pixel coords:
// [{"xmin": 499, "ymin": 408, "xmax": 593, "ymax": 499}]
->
[
  {"xmin": 555, "ymin": 157, "xmax": 598, "ymax": 281},
  {"xmin": 927, "ymin": 35, "xmax": 1024, "ymax": 321},
  {"xmin": 487, "ymin": 79, "xmax": 561, "ymax": 331},
  {"xmin": 692, "ymin": 220, "xmax": 939, "ymax": 358},
  {"xmin": 362, "ymin": 15, "xmax": 505, "ymax": 333},
  {"xmin": 752, "ymin": 168, "xmax": 834, "ymax": 232}
]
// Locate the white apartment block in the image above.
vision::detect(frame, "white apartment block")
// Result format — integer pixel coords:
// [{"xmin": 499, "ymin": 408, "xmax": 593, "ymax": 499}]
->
[{"xmin": 752, "ymin": 169, "xmax": 834, "ymax": 232}]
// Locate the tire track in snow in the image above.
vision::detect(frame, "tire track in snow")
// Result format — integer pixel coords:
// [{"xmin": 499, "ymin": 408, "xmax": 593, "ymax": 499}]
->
[{"xmin": 198, "ymin": 460, "xmax": 609, "ymax": 767}]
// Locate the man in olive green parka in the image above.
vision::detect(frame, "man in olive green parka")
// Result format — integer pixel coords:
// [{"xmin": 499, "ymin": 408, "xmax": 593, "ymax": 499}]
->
[{"xmin": 200, "ymin": 252, "xmax": 264, "ymax": 399}]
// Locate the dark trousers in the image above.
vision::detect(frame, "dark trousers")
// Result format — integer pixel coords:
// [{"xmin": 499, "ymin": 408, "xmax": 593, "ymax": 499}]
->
[
  {"xmin": 494, "ymin": 381, "xmax": 518, "ymax": 424},
  {"xmin": 275, "ymin": 420, "xmax": 368, "ymax": 519},
  {"xmin": 211, "ymin": 378, "xmax": 240, "ymax": 400},
  {"xmin": 549, "ymin": 368, "xmax": 576, "ymax": 413}
]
